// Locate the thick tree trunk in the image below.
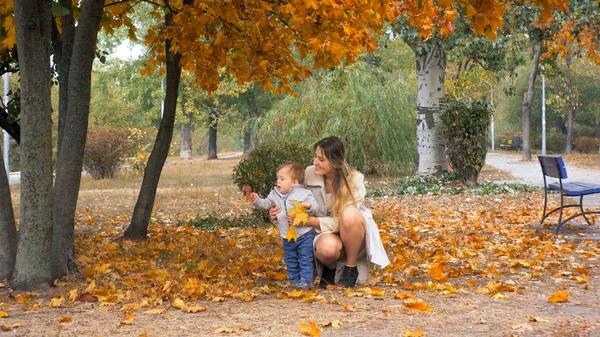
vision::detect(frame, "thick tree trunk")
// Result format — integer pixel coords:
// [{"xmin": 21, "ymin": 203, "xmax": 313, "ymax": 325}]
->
[
  {"xmin": 0, "ymin": 155, "xmax": 17, "ymax": 280},
  {"xmin": 207, "ymin": 110, "xmax": 218, "ymax": 160},
  {"xmin": 10, "ymin": 0, "xmax": 54, "ymax": 290},
  {"xmin": 564, "ymin": 53, "xmax": 575, "ymax": 154},
  {"xmin": 521, "ymin": 39, "xmax": 542, "ymax": 161},
  {"xmin": 180, "ymin": 112, "xmax": 193, "ymax": 160},
  {"xmin": 52, "ymin": 0, "xmax": 105, "ymax": 279},
  {"xmin": 52, "ymin": 0, "xmax": 75, "ymax": 157},
  {"xmin": 414, "ymin": 43, "xmax": 447, "ymax": 175},
  {"xmin": 123, "ymin": 23, "xmax": 183, "ymax": 240}
]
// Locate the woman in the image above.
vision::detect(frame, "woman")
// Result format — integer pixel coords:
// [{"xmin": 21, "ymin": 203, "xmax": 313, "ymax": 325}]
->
[{"xmin": 272, "ymin": 136, "xmax": 389, "ymax": 288}]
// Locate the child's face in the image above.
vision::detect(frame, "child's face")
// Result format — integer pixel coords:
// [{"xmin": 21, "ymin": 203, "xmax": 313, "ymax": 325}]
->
[{"xmin": 276, "ymin": 167, "xmax": 298, "ymax": 194}]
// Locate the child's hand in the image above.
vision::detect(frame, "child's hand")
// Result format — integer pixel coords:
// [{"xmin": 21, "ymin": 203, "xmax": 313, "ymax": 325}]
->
[
  {"xmin": 249, "ymin": 192, "xmax": 258, "ymax": 202},
  {"xmin": 301, "ymin": 201, "xmax": 311, "ymax": 209}
]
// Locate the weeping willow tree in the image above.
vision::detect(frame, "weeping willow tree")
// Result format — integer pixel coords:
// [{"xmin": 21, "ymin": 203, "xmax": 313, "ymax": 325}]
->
[{"xmin": 261, "ymin": 42, "xmax": 417, "ymax": 176}]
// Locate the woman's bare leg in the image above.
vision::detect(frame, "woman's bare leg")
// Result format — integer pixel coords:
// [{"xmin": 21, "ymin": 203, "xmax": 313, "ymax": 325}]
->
[
  {"xmin": 339, "ymin": 207, "xmax": 366, "ymax": 267},
  {"xmin": 314, "ymin": 233, "xmax": 343, "ymax": 269}
]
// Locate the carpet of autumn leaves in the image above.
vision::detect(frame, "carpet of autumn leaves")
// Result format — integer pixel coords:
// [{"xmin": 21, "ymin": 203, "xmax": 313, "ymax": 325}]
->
[{"xmin": 1, "ymin": 157, "xmax": 600, "ymax": 336}]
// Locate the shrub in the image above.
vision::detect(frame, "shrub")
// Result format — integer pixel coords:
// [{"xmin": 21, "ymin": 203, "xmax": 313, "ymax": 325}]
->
[
  {"xmin": 441, "ymin": 99, "xmax": 492, "ymax": 187},
  {"xmin": 233, "ymin": 141, "xmax": 313, "ymax": 197},
  {"xmin": 573, "ymin": 136, "xmax": 599, "ymax": 154},
  {"xmin": 84, "ymin": 127, "xmax": 131, "ymax": 179}
]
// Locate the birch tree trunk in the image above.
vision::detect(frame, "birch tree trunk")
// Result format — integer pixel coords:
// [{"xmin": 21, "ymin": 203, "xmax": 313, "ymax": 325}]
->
[
  {"xmin": 180, "ymin": 112, "xmax": 193, "ymax": 159},
  {"xmin": 123, "ymin": 12, "xmax": 183, "ymax": 240},
  {"xmin": 10, "ymin": 0, "xmax": 54, "ymax": 290},
  {"xmin": 243, "ymin": 93, "xmax": 257, "ymax": 155},
  {"xmin": 521, "ymin": 39, "xmax": 542, "ymax": 161},
  {"xmin": 0, "ymin": 155, "xmax": 16, "ymax": 280},
  {"xmin": 415, "ymin": 43, "xmax": 447, "ymax": 175},
  {"xmin": 52, "ymin": 0, "xmax": 105, "ymax": 279}
]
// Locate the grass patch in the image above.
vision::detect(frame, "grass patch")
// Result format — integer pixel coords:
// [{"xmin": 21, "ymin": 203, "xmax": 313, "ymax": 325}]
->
[
  {"xmin": 368, "ymin": 172, "xmax": 537, "ymax": 197},
  {"xmin": 179, "ymin": 212, "xmax": 272, "ymax": 230}
]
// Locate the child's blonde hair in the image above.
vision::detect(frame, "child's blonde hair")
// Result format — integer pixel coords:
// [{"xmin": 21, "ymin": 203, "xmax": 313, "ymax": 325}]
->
[{"xmin": 277, "ymin": 162, "xmax": 305, "ymax": 184}]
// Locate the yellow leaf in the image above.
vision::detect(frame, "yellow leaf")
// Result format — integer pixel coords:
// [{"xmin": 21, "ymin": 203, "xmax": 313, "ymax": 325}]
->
[
  {"xmin": 120, "ymin": 319, "xmax": 134, "ymax": 325},
  {"xmin": 402, "ymin": 298, "xmax": 433, "ymax": 312},
  {"xmin": 172, "ymin": 298, "xmax": 187, "ymax": 310},
  {"xmin": 183, "ymin": 305, "xmax": 206, "ymax": 313},
  {"xmin": 287, "ymin": 226, "xmax": 297, "ymax": 242},
  {"xmin": 58, "ymin": 316, "xmax": 72, "ymax": 323},
  {"xmin": 528, "ymin": 316, "xmax": 550, "ymax": 323},
  {"xmin": 548, "ymin": 290, "xmax": 569, "ymax": 303},
  {"xmin": 299, "ymin": 320, "xmax": 321, "ymax": 336},
  {"xmin": 320, "ymin": 320, "xmax": 342, "ymax": 328},
  {"xmin": 429, "ymin": 264, "xmax": 449, "ymax": 282},
  {"xmin": 290, "ymin": 200, "xmax": 309, "ymax": 226},
  {"xmin": 394, "ymin": 292, "xmax": 415, "ymax": 299},
  {"xmin": 143, "ymin": 308, "xmax": 167, "ymax": 315},
  {"xmin": 404, "ymin": 328, "xmax": 423, "ymax": 337},
  {"xmin": 0, "ymin": 312, "xmax": 7, "ymax": 318},
  {"xmin": 48, "ymin": 297, "xmax": 65, "ymax": 307},
  {"xmin": 342, "ymin": 302, "xmax": 357, "ymax": 312}
]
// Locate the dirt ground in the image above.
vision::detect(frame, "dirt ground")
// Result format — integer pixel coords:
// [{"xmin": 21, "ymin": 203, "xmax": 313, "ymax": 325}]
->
[{"xmin": 2, "ymin": 155, "xmax": 600, "ymax": 337}]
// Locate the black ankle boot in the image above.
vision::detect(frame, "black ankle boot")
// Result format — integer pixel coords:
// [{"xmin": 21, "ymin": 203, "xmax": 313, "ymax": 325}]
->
[
  {"xmin": 339, "ymin": 265, "xmax": 359, "ymax": 288},
  {"xmin": 319, "ymin": 266, "xmax": 336, "ymax": 289}
]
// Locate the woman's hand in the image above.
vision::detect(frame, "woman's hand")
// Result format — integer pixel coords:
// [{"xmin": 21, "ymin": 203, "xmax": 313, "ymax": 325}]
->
[{"xmin": 269, "ymin": 205, "xmax": 280, "ymax": 222}]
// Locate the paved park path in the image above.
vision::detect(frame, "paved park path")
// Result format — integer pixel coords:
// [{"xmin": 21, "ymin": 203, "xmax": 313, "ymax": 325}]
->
[{"xmin": 485, "ymin": 152, "xmax": 600, "ymax": 206}]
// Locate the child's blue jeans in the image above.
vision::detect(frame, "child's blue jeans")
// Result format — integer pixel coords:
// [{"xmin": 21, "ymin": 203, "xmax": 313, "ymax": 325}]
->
[{"xmin": 282, "ymin": 231, "xmax": 314, "ymax": 282}]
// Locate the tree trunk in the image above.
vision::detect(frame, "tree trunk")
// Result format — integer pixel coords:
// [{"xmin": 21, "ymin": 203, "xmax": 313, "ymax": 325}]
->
[
  {"xmin": 521, "ymin": 39, "xmax": 542, "ymax": 161},
  {"xmin": 242, "ymin": 93, "xmax": 257, "ymax": 156},
  {"xmin": 123, "ymin": 17, "xmax": 183, "ymax": 240},
  {"xmin": 52, "ymin": 0, "xmax": 75, "ymax": 157},
  {"xmin": 180, "ymin": 90, "xmax": 192, "ymax": 160},
  {"xmin": 564, "ymin": 53, "xmax": 575, "ymax": 154},
  {"xmin": 414, "ymin": 43, "xmax": 447, "ymax": 175},
  {"xmin": 51, "ymin": 0, "xmax": 105, "ymax": 279},
  {"xmin": 10, "ymin": 0, "xmax": 54, "ymax": 290},
  {"xmin": 0, "ymin": 155, "xmax": 16, "ymax": 280},
  {"xmin": 207, "ymin": 109, "xmax": 218, "ymax": 160}
]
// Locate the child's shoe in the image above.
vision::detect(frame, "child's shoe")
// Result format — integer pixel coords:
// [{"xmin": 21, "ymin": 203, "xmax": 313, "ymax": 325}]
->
[{"xmin": 291, "ymin": 278, "xmax": 311, "ymax": 290}]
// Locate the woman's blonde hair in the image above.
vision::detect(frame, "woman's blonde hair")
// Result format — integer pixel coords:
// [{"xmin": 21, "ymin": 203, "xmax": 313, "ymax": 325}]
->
[{"xmin": 314, "ymin": 136, "xmax": 356, "ymax": 217}]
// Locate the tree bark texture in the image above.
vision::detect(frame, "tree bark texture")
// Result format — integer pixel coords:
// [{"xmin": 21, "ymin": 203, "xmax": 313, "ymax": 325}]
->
[
  {"xmin": 123, "ymin": 20, "xmax": 183, "ymax": 240},
  {"xmin": 51, "ymin": 0, "xmax": 105, "ymax": 279},
  {"xmin": 180, "ymin": 114, "xmax": 193, "ymax": 159},
  {"xmin": 10, "ymin": 0, "xmax": 54, "ymax": 290},
  {"xmin": 52, "ymin": 0, "xmax": 75, "ymax": 157},
  {"xmin": 0, "ymin": 155, "xmax": 16, "ymax": 280},
  {"xmin": 242, "ymin": 93, "xmax": 257, "ymax": 156},
  {"xmin": 207, "ymin": 109, "xmax": 218, "ymax": 160},
  {"xmin": 521, "ymin": 40, "xmax": 542, "ymax": 161},
  {"xmin": 564, "ymin": 53, "xmax": 575, "ymax": 154},
  {"xmin": 415, "ymin": 43, "xmax": 447, "ymax": 175}
]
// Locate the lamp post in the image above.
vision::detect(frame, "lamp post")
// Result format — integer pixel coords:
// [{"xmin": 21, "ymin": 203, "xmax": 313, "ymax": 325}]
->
[
  {"xmin": 541, "ymin": 66, "xmax": 546, "ymax": 155},
  {"xmin": 483, "ymin": 80, "xmax": 494, "ymax": 152}
]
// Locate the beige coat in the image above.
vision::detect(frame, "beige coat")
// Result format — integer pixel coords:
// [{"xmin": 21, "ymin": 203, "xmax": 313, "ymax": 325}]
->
[{"xmin": 304, "ymin": 165, "xmax": 390, "ymax": 284}]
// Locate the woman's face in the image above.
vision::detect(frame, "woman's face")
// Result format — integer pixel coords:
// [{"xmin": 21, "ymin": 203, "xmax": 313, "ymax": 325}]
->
[{"xmin": 313, "ymin": 146, "xmax": 333, "ymax": 176}]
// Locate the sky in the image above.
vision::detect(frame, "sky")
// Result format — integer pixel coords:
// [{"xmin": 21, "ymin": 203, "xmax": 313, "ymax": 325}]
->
[{"xmin": 113, "ymin": 40, "xmax": 144, "ymax": 61}]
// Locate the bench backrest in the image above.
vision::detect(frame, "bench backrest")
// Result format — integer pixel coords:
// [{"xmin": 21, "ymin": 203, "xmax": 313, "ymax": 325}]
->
[{"xmin": 538, "ymin": 156, "xmax": 568, "ymax": 179}]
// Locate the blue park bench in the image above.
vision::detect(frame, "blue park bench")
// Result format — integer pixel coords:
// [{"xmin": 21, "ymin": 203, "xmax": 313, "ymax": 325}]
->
[{"xmin": 538, "ymin": 156, "xmax": 600, "ymax": 234}]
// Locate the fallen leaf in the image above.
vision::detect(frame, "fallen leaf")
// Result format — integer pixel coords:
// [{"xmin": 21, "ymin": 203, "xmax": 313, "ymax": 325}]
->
[
  {"xmin": 48, "ymin": 297, "xmax": 65, "ymax": 307},
  {"xmin": 394, "ymin": 292, "xmax": 415, "ymax": 299},
  {"xmin": 548, "ymin": 290, "xmax": 569, "ymax": 303},
  {"xmin": 429, "ymin": 264, "xmax": 449, "ymax": 282},
  {"xmin": 299, "ymin": 320, "xmax": 321, "ymax": 336},
  {"xmin": 122, "ymin": 312, "xmax": 135, "ymax": 320},
  {"xmin": 320, "ymin": 320, "xmax": 342, "ymax": 328},
  {"xmin": 183, "ymin": 305, "xmax": 206, "ymax": 313},
  {"xmin": 143, "ymin": 308, "xmax": 167, "ymax": 315},
  {"xmin": 79, "ymin": 294, "xmax": 98, "ymax": 302},
  {"xmin": 58, "ymin": 316, "xmax": 72, "ymax": 323},
  {"xmin": 342, "ymin": 302, "xmax": 357, "ymax": 312},
  {"xmin": 0, "ymin": 312, "xmax": 7, "ymax": 318},
  {"xmin": 402, "ymin": 298, "xmax": 434, "ymax": 312},
  {"xmin": 172, "ymin": 298, "xmax": 187, "ymax": 310},
  {"xmin": 528, "ymin": 316, "xmax": 550, "ymax": 323},
  {"xmin": 120, "ymin": 319, "xmax": 134, "ymax": 325},
  {"xmin": 404, "ymin": 328, "xmax": 423, "ymax": 337}
]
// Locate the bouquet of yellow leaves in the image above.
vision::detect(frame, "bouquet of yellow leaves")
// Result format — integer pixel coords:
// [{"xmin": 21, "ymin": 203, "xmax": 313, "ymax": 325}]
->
[{"xmin": 286, "ymin": 200, "xmax": 309, "ymax": 242}]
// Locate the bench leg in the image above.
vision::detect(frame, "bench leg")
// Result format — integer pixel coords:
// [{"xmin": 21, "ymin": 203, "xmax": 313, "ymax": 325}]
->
[
  {"xmin": 579, "ymin": 195, "xmax": 594, "ymax": 226},
  {"xmin": 558, "ymin": 211, "xmax": 600, "ymax": 230},
  {"xmin": 556, "ymin": 193, "xmax": 565, "ymax": 235}
]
